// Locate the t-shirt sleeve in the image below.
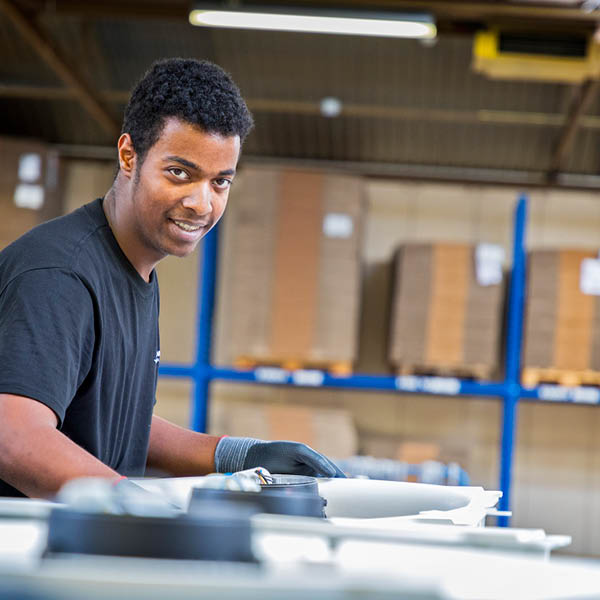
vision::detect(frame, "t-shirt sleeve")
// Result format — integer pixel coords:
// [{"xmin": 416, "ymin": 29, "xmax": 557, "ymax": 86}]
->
[{"xmin": 0, "ymin": 268, "xmax": 95, "ymax": 426}]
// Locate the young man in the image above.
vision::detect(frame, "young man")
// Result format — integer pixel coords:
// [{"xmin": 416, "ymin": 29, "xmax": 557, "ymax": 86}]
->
[{"xmin": 0, "ymin": 58, "xmax": 343, "ymax": 498}]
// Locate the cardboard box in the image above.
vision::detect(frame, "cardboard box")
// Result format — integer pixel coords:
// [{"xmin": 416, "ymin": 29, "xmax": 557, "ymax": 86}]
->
[
  {"xmin": 523, "ymin": 249, "xmax": 600, "ymax": 372},
  {"xmin": 223, "ymin": 167, "xmax": 364, "ymax": 367},
  {"xmin": 389, "ymin": 242, "xmax": 504, "ymax": 376}
]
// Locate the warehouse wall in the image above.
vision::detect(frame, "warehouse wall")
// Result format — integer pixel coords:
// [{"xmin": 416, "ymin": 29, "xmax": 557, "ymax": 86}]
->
[
  {"xmin": 5, "ymin": 157, "xmax": 600, "ymax": 555},
  {"xmin": 61, "ymin": 159, "xmax": 115, "ymax": 214},
  {"xmin": 0, "ymin": 138, "xmax": 62, "ymax": 248},
  {"xmin": 515, "ymin": 402, "xmax": 600, "ymax": 556}
]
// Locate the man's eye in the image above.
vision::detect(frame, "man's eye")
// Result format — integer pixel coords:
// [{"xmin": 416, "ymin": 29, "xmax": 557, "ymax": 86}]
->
[
  {"xmin": 214, "ymin": 178, "xmax": 232, "ymax": 189},
  {"xmin": 168, "ymin": 168, "xmax": 189, "ymax": 180}
]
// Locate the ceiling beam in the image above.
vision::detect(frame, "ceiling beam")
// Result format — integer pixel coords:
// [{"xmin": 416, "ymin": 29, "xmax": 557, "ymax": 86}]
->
[
  {"xmin": 347, "ymin": 0, "xmax": 599, "ymax": 24},
  {"xmin": 5, "ymin": 83, "xmax": 600, "ymax": 129},
  {"xmin": 0, "ymin": 0, "xmax": 120, "ymax": 138},
  {"xmin": 0, "ymin": 84, "xmax": 73, "ymax": 100},
  {"xmin": 15, "ymin": 0, "xmax": 600, "ymax": 30},
  {"xmin": 548, "ymin": 78, "xmax": 599, "ymax": 180},
  {"xmin": 11, "ymin": 0, "xmax": 189, "ymax": 20},
  {"xmin": 51, "ymin": 143, "xmax": 600, "ymax": 190},
  {"xmin": 0, "ymin": 84, "xmax": 130, "ymax": 103},
  {"xmin": 14, "ymin": 83, "xmax": 600, "ymax": 133}
]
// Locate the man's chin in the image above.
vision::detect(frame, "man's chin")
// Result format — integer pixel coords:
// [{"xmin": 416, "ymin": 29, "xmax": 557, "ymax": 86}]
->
[{"xmin": 165, "ymin": 240, "xmax": 201, "ymax": 258}]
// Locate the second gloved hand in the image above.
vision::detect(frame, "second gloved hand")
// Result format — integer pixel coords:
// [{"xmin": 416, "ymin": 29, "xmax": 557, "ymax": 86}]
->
[{"xmin": 214, "ymin": 437, "xmax": 346, "ymax": 478}]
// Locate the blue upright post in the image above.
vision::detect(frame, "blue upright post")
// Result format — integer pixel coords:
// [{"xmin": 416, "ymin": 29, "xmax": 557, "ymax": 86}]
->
[
  {"xmin": 498, "ymin": 194, "xmax": 528, "ymax": 527},
  {"xmin": 190, "ymin": 225, "xmax": 220, "ymax": 432}
]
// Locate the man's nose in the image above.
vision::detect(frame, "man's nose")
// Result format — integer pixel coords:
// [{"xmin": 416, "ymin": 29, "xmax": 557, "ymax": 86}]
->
[{"xmin": 181, "ymin": 184, "xmax": 212, "ymax": 214}]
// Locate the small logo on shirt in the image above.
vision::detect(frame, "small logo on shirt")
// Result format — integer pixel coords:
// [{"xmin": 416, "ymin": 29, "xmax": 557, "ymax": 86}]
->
[{"xmin": 154, "ymin": 350, "xmax": 161, "ymax": 365}]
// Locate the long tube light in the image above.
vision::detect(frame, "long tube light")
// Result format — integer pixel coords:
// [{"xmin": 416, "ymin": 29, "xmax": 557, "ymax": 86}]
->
[{"xmin": 189, "ymin": 4, "xmax": 436, "ymax": 39}]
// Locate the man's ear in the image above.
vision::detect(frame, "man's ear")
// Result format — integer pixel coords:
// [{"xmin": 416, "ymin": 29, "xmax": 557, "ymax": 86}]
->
[{"xmin": 117, "ymin": 133, "xmax": 136, "ymax": 179}]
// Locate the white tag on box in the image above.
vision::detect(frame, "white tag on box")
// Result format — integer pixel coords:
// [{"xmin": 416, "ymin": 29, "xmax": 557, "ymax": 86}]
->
[
  {"xmin": 18, "ymin": 153, "xmax": 42, "ymax": 183},
  {"xmin": 14, "ymin": 183, "xmax": 44, "ymax": 210},
  {"xmin": 580, "ymin": 257, "xmax": 600, "ymax": 296},
  {"xmin": 475, "ymin": 243, "xmax": 505, "ymax": 286},
  {"xmin": 323, "ymin": 213, "xmax": 353, "ymax": 238}
]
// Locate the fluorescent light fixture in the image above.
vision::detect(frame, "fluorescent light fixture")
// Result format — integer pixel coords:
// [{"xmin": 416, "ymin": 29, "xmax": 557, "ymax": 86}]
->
[{"xmin": 189, "ymin": 4, "xmax": 436, "ymax": 39}]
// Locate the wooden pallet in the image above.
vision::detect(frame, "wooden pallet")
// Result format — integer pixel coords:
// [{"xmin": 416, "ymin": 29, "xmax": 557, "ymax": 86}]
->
[
  {"xmin": 395, "ymin": 363, "xmax": 495, "ymax": 381},
  {"xmin": 233, "ymin": 356, "xmax": 353, "ymax": 376},
  {"xmin": 522, "ymin": 367, "xmax": 600, "ymax": 388}
]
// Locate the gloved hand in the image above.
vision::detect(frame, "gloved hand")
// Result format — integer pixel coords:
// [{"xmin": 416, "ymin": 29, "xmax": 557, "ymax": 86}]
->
[{"xmin": 214, "ymin": 437, "xmax": 346, "ymax": 478}]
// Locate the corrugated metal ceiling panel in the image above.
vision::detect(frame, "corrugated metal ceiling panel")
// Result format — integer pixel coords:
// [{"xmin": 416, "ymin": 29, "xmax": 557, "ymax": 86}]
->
[
  {"xmin": 0, "ymin": 12, "xmax": 61, "ymax": 86},
  {"xmin": 245, "ymin": 112, "xmax": 560, "ymax": 170},
  {"xmin": 0, "ymin": 97, "xmax": 109, "ymax": 144}
]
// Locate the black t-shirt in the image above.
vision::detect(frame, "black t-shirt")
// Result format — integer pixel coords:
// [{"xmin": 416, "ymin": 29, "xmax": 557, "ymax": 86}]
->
[{"xmin": 0, "ymin": 198, "xmax": 160, "ymax": 497}]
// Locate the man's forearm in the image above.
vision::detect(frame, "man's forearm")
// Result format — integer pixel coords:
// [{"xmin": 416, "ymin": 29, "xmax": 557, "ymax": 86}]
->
[
  {"xmin": 0, "ymin": 424, "xmax": 119, "ymax": 498},
  {"xmin": 146, "ymin": 415, "xmax": 220, "ymax": 476}
]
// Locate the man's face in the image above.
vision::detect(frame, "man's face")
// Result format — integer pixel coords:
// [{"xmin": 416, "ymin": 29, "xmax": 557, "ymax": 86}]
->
[{"xmin": 129, "ymin": 117, "xmax": 240, "ymax": 260}]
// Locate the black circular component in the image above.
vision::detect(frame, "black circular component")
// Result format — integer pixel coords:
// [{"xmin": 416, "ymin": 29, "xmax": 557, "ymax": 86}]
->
[
  {"xmin": 189, "ymin": 475, "xmax": 327, "ymax": 518},
  {"xmin": 260, "ymin": 474, "xmax": 320, "ymax": 496},
  {"xmin": 46, "ymin": 502, "xmax": 256, "ymax": 562}
]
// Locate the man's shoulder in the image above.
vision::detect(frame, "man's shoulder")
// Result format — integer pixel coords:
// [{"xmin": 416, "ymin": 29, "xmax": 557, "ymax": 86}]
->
[{"xmin": 0, "ymin": 199, "xmax": 108, "ymax": 284}]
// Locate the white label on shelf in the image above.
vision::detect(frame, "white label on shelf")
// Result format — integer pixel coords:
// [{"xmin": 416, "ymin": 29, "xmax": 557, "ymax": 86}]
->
[
  {"xmin": 292, "ymin": 370, "xmax": 325, "ymax": 387},
  {"xmin": 572, "ymin": 387, "xmax": 600, "ymax": 404},
  {"xmin": 538, "ymin": 385, "xmax": 600, "ymax": 404},
  {"xmin": 422, "ymin": 377, "xmax": 461, "ymax": 395},
  {"xmin": 14, "ymin": 183, "xmax": 44, "ymax": 210},
  {"xmin": 475, "ymin": 243, "xmax": 505, "ymax": 286},
  {"xmin": 323, "ymin": 213, "xmax": 353, "ymax": 238},
  {"xmin": 580, "ymin": 258, "xmax": 600, "ymax": 296},
  {"xmin": 395, "ymin": 376, "xmax": 460, "ymax": 395},
  {"xmin": 395, "ymin": 376, "xmax": 420, "ymax": 392},
  {"xmin": 255, "ymin": 367, "xmax": 289, "ymax": 384},
  {"xmin": 18, "ymin": 153, "xmax": 42, "ymax": 183},
  {"xmin": 537, "ymin": 385, "xmax": 567, "ymax": 402}
]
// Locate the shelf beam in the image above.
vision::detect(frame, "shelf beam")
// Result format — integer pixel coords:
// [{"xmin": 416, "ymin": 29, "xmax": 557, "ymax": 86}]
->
[{"xmin": 159, "ymin": 361, "xmax": 600, "ymax": 405}]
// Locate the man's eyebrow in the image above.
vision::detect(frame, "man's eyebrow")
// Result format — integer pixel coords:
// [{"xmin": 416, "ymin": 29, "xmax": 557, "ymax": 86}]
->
[
  {"xmin": 165, "ymin": 156, "xmax": 236, "ymax": 177},
  {"xmin": 165, "ymin": 155, "xmax": 200, "ymax": 170}
]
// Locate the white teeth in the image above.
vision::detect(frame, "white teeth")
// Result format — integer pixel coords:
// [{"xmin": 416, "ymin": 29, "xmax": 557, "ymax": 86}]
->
[{"xmin": 173, "ymin": 220, "xmax": 201, "ymax": 232}]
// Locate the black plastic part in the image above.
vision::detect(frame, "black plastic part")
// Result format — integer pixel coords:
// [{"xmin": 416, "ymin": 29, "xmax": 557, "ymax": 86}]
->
[
  {"xmin": 498, "ymin": 32, "xmax": 587, "ymax": 58},
  {"xmin": 46, "ymin": 502, "xmax": 256, "ymax": 562},
  {"xmin": 260, "ymin": 474, "xmax": 320, "ymax": 496},
  {"xmin": 189, "ymin": 475, "xmax": 327, "ymax": 518}
]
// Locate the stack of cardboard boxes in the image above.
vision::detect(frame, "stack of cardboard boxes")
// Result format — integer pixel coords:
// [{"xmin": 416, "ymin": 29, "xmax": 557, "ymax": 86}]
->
[
  {"xmin": 223, "ymin": 166, "xmax": 364, "ymax": 372},
  {"xmin": 389, "ymin": 242, "xmax": 504, "ymax": 378},
  {"xmin": 523, "ymin": 249, "xmax": 600, "ymax": 384}
]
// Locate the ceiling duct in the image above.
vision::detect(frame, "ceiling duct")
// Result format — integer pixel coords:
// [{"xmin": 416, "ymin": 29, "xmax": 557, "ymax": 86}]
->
[{"xmin": 473, "ymin": 28, "xmax": 600, "ymax": 83}]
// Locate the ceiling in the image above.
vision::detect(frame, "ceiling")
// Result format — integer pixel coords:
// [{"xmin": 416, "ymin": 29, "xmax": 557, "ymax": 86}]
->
[{"xmin": 2, "ymin": 0, "xmax": 600, "ymax": 186}]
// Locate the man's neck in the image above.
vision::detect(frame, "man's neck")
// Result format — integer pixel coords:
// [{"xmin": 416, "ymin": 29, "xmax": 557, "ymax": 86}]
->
[{"xmin": 102, "ymin": 185, "xmax": 158, "ymax": 283}]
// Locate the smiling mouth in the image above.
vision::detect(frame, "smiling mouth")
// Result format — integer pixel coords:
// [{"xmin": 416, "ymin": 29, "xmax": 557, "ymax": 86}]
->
[{"xmin": 171, "ymin": 219, "xmax": 206, "ymax": 233}]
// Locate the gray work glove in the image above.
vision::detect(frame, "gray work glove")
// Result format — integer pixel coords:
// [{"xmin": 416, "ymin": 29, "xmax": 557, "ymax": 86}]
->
[{"xmin": 214, "ymin": 437, "xmax": 346, "ymax": 478}]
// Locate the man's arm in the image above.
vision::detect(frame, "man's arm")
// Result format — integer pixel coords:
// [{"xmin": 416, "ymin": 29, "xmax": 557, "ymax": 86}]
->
[
  {"xmin": 146, "ymin": 415, "xmax": 220, "ymax": 476},
  {"xmin": 148, "ymin": 415, "xmax": 346, "ymax": 478},
  {"xmin": 0, "ymin": 394, "xmax": 120, "ymax": 498}
]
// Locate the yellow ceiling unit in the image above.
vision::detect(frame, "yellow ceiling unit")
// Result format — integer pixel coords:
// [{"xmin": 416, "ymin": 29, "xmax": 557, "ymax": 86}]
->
[{"xmin": 473, "ymin": 29, "xmax": 600, "ymax": 83}]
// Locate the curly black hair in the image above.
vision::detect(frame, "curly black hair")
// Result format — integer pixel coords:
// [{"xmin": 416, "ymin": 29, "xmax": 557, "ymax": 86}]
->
[{"xmin": 121, "ymin": 58, "xmax": 254, "ymax": 164}]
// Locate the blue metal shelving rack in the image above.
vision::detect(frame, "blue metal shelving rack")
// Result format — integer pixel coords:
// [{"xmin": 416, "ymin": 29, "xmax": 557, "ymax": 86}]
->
[{"xmin": 159, "ymin": 192, "xmax": 600, "ymax": 526}]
